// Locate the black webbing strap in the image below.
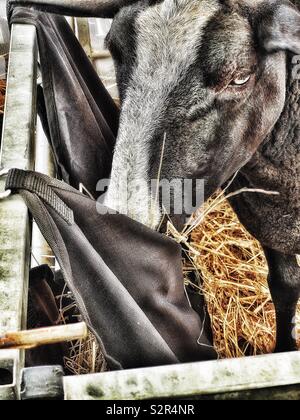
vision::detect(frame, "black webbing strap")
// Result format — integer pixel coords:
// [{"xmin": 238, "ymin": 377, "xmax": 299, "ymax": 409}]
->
[{"xmin": 6, "ymin": 168, "xmax": 74, "ymax": 225}]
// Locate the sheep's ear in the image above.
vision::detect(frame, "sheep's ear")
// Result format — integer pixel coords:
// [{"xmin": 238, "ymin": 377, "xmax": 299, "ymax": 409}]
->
[{"xmin": 258, "ymin": 2, "xmax": 300, "ymax": 54}]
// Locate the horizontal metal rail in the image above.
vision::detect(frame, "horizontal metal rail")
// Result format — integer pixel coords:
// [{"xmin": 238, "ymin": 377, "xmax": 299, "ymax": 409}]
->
[
  {"xmin": 0, "ymin": 23, "xmax": 37, "ymax": 400},
  {"xmin": 64, "ymin": 351, "xmax": 300, "ymax": 400}
]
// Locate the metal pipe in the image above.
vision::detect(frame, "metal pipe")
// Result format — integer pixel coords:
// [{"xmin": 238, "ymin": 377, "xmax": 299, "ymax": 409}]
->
[
  {"xmin": 0, "ymin": 23, "xmax": 37, "ymax": 400},
  {"xmin": 0, "ymin": 323, "xmax": 88, "ymax": 350},
  {"xmin": 0, "ymin": 168, "xmax": 11, "ymax": 199},
  {"xmin": 76, "ymin": 18, "xmax": 92, "ymax": 58},
  {"xmin": 91, "ymin": 50, "xmax": 111, "ymax": 59}
]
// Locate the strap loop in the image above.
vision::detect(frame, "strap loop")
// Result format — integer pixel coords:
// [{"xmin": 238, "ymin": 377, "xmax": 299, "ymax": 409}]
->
[{"xmin": 5, "ymin": 169, "xmax": 74, "ymax": 225}]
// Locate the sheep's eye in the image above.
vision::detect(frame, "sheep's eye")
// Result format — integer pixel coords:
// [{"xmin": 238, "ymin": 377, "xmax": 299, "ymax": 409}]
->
[{"xmin": 230, "ymin": 75, "xmax": 251, "ymax": 86}]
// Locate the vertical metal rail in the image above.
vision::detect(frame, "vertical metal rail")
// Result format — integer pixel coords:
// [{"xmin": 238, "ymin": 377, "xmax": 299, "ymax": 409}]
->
[
  {"xmin": 76, "ymin": 18, "xmax": 92, "ymax": 58},
  {"xmin": 0, "ymin": 24, "xmax": 37, "ymax": 400},
  {"xmin": 31, "ymin": 120, "xmax": 56, "ymax": 269}
]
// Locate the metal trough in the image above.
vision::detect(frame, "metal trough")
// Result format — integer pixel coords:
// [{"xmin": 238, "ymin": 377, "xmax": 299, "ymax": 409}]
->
[{"xmin": 0, "ymin": 15, "xmax": 300, "ymax": 401}]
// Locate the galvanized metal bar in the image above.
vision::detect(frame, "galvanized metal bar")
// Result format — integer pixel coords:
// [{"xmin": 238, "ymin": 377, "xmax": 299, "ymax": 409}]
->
[
  {"xmin": 198, "ymin": 384, "xmax": 300, "ymax": 400},
  {"xmin": 0, "ymin": 24, "xmax": 37, "ymax": 400},
  {"xmin": 31, "ymin": 119, "xmax": 56, "ymax": 268},
  {"xmin": 76, "ymin": 18, "xmax": 92, "ymax": 58},
  {"xmin": 0, "ymin": 322, "xmax": 88, "ymax": 350},
  {"xmin": 64, "ymin": 351, "xmax": 300, "ymax": 400},
  {"xmin": 21, "ymin": 366, "xmax": 64, "ymax": 400}
]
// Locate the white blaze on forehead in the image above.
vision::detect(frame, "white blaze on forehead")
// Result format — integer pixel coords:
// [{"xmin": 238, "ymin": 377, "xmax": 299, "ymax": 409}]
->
[{"xmin": 104, "ymin": 0, "xmax": 220, "ymax": 228}]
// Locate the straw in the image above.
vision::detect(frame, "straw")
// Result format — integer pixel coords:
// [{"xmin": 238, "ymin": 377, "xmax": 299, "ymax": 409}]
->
[{"xmin": 167, "ymin": 193, "xmax": 300, "ymax": 358}]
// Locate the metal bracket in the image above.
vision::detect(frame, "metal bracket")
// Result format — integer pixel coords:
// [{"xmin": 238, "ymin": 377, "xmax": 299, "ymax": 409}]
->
[{"xmin": 21, "ymin": 366, "xmax": 64, "ymax": 400}]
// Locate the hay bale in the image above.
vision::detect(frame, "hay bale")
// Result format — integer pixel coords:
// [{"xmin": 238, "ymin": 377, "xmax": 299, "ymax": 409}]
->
[{"xmin": 176, "ymin": 195, "xmax": 300, "ymax": 359}]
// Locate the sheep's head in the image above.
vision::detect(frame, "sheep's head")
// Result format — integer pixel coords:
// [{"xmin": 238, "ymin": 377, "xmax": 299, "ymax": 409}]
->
[
  {"xmin": 17, "ymin": 0, "xmax": 299, "ymax": 228},
  {"xmin": 103, "ymin": 0, "xmax": 300, "ymax": 228}
]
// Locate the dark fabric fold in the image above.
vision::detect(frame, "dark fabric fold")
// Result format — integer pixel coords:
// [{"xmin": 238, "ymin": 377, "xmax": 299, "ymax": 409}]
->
[
  {"xmin": 10, "ymin": 6, "xmax": 119, "ymax": 196},
  {"xmin": 7, "ymin": 0, "xmax": 139, "ymax": 20}
]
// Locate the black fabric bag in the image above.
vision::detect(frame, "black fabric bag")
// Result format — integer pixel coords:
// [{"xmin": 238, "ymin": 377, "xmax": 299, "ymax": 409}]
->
[
  {"xmin": 10, "ymin": 4, "xmax": 119, "ymax": 196},
  {"xmin": 6, "ymin": 169, "xmax": 216, "ymax": 369},
  {"xmin": 7, "ymin": 4, "xmax": 217, "ymax": 369}
]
